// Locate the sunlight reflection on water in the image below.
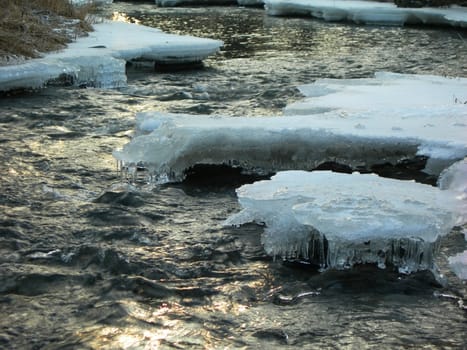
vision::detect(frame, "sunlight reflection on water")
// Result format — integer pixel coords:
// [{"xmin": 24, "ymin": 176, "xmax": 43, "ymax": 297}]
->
[{"xmin": 0, "ymin": 4, "xmax": 466, "ymax": 349}]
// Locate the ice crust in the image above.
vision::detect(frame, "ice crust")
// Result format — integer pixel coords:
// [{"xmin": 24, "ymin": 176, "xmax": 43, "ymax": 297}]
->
[
  {"xmin": 286, "ymin": 72, "xmax": 467, "ymax": 115},
  {"xmin": 265, "ymin": 0, "xmax": 467, "ymax": 27},
  {"xmin": 113, "ymin": 73, "xmax": 467, "ymax": 183},
  {"xmin": 285, "ymin": 72, "xmax": 467, "ymax": 174},
  {"xmin": 0, "ymin": 21, "xmax": 222, "ymax": 91},
  {"xmin": 224, "ymin": 170, "xmax": 466, "ymax": 273}
]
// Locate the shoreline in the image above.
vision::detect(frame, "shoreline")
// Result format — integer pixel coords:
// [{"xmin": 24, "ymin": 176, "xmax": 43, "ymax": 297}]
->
[{"xmin": 0, "ymin": 20, "xmax": 223, "ymax": 92}]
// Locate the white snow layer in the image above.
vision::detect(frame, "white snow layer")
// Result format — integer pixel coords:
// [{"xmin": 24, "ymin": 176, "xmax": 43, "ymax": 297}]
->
[
  {"xmin": 0, "ymin": 21, "xmax": 222, "ymax": 91},
  {"xmin": 113, "ymin": 72, "xmax": 467, "ymax": 183},
  {"xmin": 224, "ymin": 170, "xmax": 467, "ymax": 273},
  {"xmin": 265, "ymin": 0, "xmax": 467, "ymax": 27}
]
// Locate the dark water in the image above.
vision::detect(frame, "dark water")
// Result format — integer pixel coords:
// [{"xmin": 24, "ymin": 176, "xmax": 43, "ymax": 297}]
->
[{"xmin": 1, "ymin": 3, "xmax": 467, "ymax": 349}]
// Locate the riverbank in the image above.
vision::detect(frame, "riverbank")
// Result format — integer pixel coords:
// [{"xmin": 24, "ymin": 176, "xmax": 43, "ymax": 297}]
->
[
  {"xmin": 0, "ymin": 20, "xmax": 223, "ymax": 91},
  {"xmin": 0, "ymin": 0, "xmax": 96, "ymax": 66}
]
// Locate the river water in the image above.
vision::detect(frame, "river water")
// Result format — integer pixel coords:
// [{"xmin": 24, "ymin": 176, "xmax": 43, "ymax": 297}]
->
[{"xmin": 1, "ymin": 2, "xmax": 466, "ymax": 349}]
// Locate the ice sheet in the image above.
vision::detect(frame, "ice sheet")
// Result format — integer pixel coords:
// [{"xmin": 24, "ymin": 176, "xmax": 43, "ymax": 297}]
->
[
  {"xmin": 285, "ymin": 72, "xmax": 467, "ymax": 174},
  {"xmin": 286, "ymin": 72, "xmax": 467, "ymax": 115},
  {"xmin": 0, "ymin": 21, "xmax": 223, "ymax": 91},
  {"xmin": 224, "ymin": 170, "xmax": 466, "ymax": 273},
  {"xmin": 113, "ymin": 97, "xmax": 467, "ymax": 183},
  {"xmin": 265, "ymin": 0, "xmax": 467, "ymax": 27}
]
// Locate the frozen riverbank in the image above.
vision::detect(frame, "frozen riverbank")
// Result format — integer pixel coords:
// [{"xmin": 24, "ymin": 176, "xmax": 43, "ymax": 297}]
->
[{"xmin": 0, "ymin": 21, "xmax": 222, "ymax": 92}]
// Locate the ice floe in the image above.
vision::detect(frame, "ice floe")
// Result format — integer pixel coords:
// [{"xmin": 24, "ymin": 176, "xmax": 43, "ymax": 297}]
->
[
  {"xmin": 0, "ymin": 21, "xmax": 222, "ymax": 91},
  {"xmin": 448, "ymin": 251, "xmax": 467, "ymax": 280},
  {"xmin": 265, "ymin": 0, "xmax": 467, "ymax": 27},
  {"xmin": 285, "ymin": 72, "xmax": 467, "ymax": 115},
  {"xmin": 113, "ymin": 72, "xmax": 467, "ymax": 183},
  {"xmin": 224, "ymin": 170, "xmax": 466, "ymax": 273},
  {"xmin": 114, "ymin": 72, "xmax": 467, "ymax": 276}
]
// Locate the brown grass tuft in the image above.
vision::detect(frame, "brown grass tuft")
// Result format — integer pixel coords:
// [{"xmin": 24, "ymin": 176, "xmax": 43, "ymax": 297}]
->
[{"xmin": 0, "ymin": 0, "xmax": 94, "ymax": 64}]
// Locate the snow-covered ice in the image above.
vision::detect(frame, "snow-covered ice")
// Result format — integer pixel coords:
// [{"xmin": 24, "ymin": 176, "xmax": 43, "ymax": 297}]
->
[
  {"xmin": 0, "ymin": 21, "xmax": 223, "ymax": 91},
  {"xmin": 285, "ymin": 72, "xmax": 467, "ymax": 174},
  {"xmin": 224, "ymin": 170, "xmax": 466, "ymax": 273},
  {"xmin": 113, "ymin": 73, "xmax": 467, "ymax": 183},
  {"xmin": 265, "ymin": 0, "xmax": 467, "ymax": 27},
  {"xmin": 285, "ymin": 72, "xmax": 467, "ymax": 115}
]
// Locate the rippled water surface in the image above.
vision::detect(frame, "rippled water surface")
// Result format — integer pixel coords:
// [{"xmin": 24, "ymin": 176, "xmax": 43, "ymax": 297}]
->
[{"xmin": 1, "ymin": 2, "xmax": 466, "ymax": 349}]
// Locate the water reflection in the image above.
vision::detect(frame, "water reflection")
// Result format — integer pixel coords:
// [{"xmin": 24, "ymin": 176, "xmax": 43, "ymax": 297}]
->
[{"xmin": 0, "ymin": 4, "xmax": 466, "ymax": 349}]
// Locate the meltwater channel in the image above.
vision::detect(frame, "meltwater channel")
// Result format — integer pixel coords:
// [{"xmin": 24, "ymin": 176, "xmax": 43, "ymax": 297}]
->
[{"xmin": 1, "ymin": 2, "xmax": 466, "ymax": 349}]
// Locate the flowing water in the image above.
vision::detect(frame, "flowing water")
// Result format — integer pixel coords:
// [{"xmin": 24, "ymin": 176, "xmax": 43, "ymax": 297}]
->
[{"xmin": 1, "ymin": 2, "xmax": 467, "ymax": 349}]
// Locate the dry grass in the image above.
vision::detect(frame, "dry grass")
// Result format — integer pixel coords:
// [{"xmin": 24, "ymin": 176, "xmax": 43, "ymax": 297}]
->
[{"xmin": 0, "ymin": 0, "xmax": 94, "ymax": 64}]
